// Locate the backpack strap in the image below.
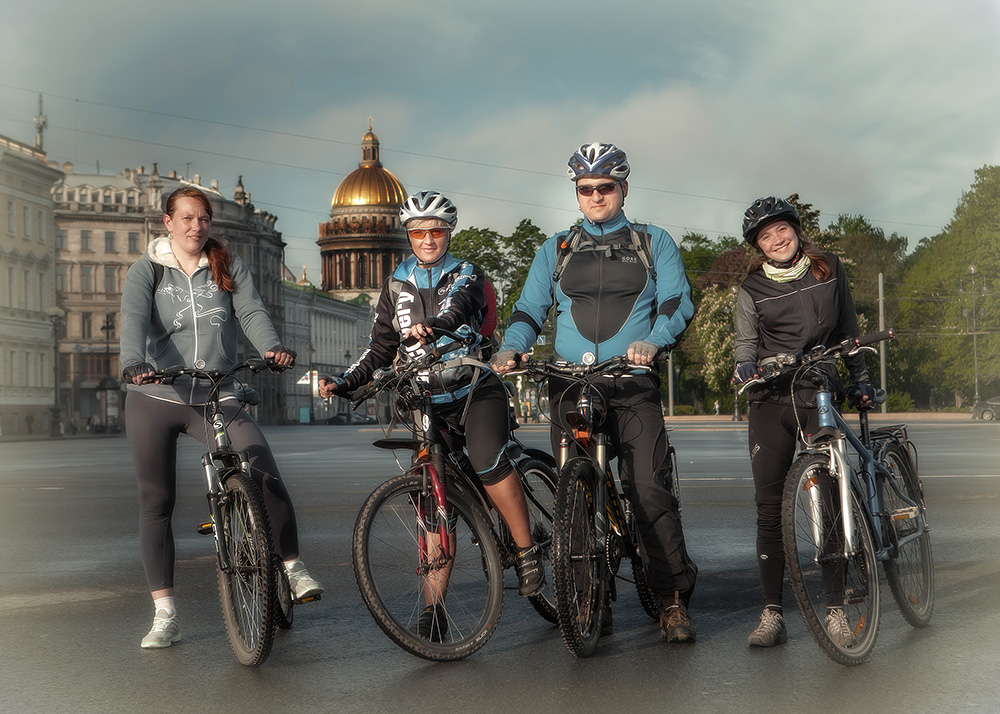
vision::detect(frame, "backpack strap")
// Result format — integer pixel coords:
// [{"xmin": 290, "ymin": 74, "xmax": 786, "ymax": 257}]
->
[
  {"xmin": 152, "ymin": 261, "xmax": 165, "ymax": 290},
  {"xmin": 629, "ymin": 223, "xmax": 656, "ymax": 281},
  {"xmin": 552, "ymin": 225, "xmax": 584, "ymax": 283}
]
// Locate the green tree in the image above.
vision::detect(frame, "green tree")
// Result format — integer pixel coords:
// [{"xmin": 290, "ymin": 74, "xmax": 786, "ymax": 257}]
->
[{"xmin": 823, "ymin": 214, "xmax": 908, "ymax": 321}]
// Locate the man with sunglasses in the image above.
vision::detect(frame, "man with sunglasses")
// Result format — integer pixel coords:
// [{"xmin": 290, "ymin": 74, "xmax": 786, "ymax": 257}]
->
[
  {"xmin": 319, "ymin": 191, "xmax": 544, "ymax": 639},
  {"xmin": 493, "ymin": 142, "xmax": 698, "ymax": 643}
]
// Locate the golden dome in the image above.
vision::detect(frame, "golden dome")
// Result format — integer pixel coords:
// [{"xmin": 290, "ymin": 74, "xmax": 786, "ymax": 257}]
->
[{"xmin": 331, "ymin": 126, "xmax": 407, "ymax": 208}]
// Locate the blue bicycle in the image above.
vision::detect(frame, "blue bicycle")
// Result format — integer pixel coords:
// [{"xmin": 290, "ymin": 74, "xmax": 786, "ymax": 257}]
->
[{"xmin": 741, "ymin": 330, "xmax": 933, "ymax": 665}]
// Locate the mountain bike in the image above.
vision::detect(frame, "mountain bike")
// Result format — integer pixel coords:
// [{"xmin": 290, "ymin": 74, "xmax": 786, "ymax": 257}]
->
[
  {"xmin": 143, "ymin": 358, "xmax": 295, "ymax": 666},
  {"xmin": 350, "ymin": 330, "xmax": 559, "ymax": 661},
  {"xmin": 514, "ymin": 356, "xmax": 678, "ymax": 658},
  {"xmin": 739, "ymin": 329, "xmax": 934, "ymax": 666}
]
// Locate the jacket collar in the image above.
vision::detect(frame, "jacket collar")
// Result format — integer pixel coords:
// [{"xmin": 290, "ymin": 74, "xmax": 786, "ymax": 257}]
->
[
  {"xmin": 581, "ymin": 211, "xmax": 629, "ymax": 236},
  {"xmin": 147, "ymin": 235, "xmax": 209, "ymax": 270}
]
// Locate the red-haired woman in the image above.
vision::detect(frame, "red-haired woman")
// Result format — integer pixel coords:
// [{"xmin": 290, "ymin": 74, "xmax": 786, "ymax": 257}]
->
[{"xmin": 120, "ymin": 186, "xmax": 321, "ymax": 650}]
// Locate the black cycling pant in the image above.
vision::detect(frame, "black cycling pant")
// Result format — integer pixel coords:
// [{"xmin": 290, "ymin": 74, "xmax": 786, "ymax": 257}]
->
[
  {"xmin": 746, "ymin": 400, "xmax": 818, "ymax": 607},
  {"xmin": 125, "ymin": 392, "xmax": 299, "ymax": 592},
  {"xmin": 549, "ymin": 373, "xmax": 697, "ymax": 605},
  {"xmin": 435, "ymin": 377, "xmax": 513, "ymax": 485}
]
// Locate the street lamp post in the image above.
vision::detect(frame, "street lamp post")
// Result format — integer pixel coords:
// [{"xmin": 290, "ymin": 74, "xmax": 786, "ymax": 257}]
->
[
  {"xmin": 100, "ymin": 313, "xmax": 115, "ymax": 377},
  {"xmin": 47, "ymin": 306, "xmax": 65, "ymax": 437},
  {"xmin": 968, "ymin": 265, "xmax": 981, "ymax": 406}
]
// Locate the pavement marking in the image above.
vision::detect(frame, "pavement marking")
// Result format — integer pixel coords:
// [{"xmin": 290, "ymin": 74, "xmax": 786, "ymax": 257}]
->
[{"xmin": 0, "ymin": 589, "xmax": 122, "ymax": 611}]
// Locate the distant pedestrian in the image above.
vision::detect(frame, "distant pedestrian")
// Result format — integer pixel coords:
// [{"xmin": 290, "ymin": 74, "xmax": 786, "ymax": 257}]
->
[{"xmin": 713, "ymin": 399, "xmax": 720, "ymax": 415}]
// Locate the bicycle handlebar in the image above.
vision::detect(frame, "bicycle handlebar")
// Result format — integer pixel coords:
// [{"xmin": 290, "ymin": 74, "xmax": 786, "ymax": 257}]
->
[
  {"xmin": 511, "ymin": 355, "xmax": 653, "ymax": 379},
  {"xmin": 140, "ymin": 357, "xmax": 283, "ymax": 385}
]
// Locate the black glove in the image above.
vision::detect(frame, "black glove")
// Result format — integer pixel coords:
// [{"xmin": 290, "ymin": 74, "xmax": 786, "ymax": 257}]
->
[
  {"xmin": 266, "ymin": 344, "xmax": 297, "ymax": 370},
  {"xmin": 122, "ymin": 362, "xmax": 155, "ymax": 384},
  {"xmin": 733, "ymin": 362, "xmax": 760, "ymax": 384},
  {"xmin": 847, "ymin": 381, "xmax": 876, "ymax": 408},
  {"xmin": 423, "ymin": 315, "xmax": 447, "ymax": 331}
]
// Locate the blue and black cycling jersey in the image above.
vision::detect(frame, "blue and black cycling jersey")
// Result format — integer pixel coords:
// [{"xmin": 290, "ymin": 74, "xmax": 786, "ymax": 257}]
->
[{"xmin": 502, "ymin": 212, "xmax": 694, "ymax": 362}]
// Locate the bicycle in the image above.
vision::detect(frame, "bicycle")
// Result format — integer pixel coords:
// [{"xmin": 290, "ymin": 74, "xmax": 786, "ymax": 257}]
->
[
  {"xmin": 739, "ymin": 329, "xmax": 934, "ymax": 666},
  {"xmin": 349, "ymin": 329, "xmax": 559, "ymax": 661},
  {"xmin": 142, "ymin": 358, "xmax": 299, "ymax": 666},
  {"xmin": 513, "ymin": 356, "xmax": 679, "ymax": 658}
]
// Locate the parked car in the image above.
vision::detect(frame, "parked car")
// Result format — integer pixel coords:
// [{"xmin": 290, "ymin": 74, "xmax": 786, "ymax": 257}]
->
[{"xmin": 972, "ymin": 396, "xmax": 1000, "ymax": 420}]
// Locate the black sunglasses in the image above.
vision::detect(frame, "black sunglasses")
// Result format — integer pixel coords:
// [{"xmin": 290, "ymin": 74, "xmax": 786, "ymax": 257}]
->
[{"xmin": 576, "ymin": 183, "xmax": 619, "ymax": 197}]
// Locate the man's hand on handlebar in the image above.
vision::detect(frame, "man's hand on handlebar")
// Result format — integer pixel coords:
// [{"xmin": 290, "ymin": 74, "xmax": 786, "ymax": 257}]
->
[
  {"xmin": 627, "ymin": 340, "xmax": 660, "ymax": 366},
  {"xmin": 491, "ymin": 349, "xmax": 526, "ymax": 374}
]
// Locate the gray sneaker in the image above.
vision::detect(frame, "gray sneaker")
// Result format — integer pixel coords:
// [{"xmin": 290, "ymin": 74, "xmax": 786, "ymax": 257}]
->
[
  {"xmin": 285, "ymin": 560, "xmax": 323, "ymax": 602},
  {"xmin": 140, "ymin": 610, "xmax": 180, "ymax": 649},
  {"xmin": 748, "ymin": 606, "xmax": 787, "ymax": 647},
  {"xmin": 825, "ymin": 607, "xmax": 854, "ymax": 647}
]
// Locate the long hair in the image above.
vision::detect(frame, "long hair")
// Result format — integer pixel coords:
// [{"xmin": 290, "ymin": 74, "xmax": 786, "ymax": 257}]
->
[
  {"xmin": 164, "ymin": 186, "xmax": 234, "ymax": 292},
  {"xmin": 749, "ymin": 231, "xmax": 831, "ymax": 282}
]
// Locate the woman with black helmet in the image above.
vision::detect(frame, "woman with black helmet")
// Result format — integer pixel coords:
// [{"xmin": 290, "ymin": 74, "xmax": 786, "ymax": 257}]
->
[
  {"xmin": 734, "ymin": 196, "xmax": 875, "ymax": 648},
  {"xmin": 317, "ymin": 190, "xmax": 543, "ymax": 638}
]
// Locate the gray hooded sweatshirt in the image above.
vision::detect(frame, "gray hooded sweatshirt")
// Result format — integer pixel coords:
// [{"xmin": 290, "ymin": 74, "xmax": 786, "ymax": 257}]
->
[{"xmin": 119, "ymin": 235, "xmax": 280, "ymax": 404}]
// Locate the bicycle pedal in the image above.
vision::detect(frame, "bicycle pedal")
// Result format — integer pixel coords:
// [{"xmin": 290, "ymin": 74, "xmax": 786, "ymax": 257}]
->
[
  {"xmin": 295, "ymin": 593, "xmax": 321, "ymax": 604},
  {"xmin": 890, "ymin": 506, "xmax": 919, "ymax": 521},
  {"xmin": 197, "ymin": 521, "xmax": 215, "ymax": 535}
]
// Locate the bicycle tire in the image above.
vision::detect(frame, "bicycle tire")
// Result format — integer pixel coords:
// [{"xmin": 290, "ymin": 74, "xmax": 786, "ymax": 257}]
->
[
  {"xmin": 216, "ymin": 470, "xmax": 278, "ymax": 666},
  {"xmin": 879, "ymin": 442, "xmax": 934, "ymax": 628},
  {"xmin": 552, "ymin": 458, "xmax": 607, "ymax": 658},
  {"xmin": 274, "ymin": 557, "xmax": 293, "ymax": 630},
  {"xmin": 353, "ymin": 470, "xmax": 505, "ymax": 661},
  {"xmin": 783, "ymin": 453, "xmax": 880, "ymax": 666},
  {"xmin": 628, "ymin": 515, "xmax": 660, "ymax": 620},
  {"xmin": 516, "ymin": 458, "xmax": 558, "ymax": 624}
]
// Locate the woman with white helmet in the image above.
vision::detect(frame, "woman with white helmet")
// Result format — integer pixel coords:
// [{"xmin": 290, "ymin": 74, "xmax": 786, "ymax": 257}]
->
[{"xmin": 318, "ymin": 191, "xmax": 543, "ymax": 639}]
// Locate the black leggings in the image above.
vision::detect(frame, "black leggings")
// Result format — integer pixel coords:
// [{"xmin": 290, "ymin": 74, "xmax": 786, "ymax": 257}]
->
[
  {"xmin": 549, "ymin": 374, "xmax": 697, "ymax": 603},
  {"xmin": 125, "ymin": 392, "xmax": 299, "ymax": 592},
  {"xmin": 435, "ymin": 377, "xmax": 513, "ymax": 485},
  {"xmin": 746, "ymin": 400, "xmax": 818, "ymax": 607}
]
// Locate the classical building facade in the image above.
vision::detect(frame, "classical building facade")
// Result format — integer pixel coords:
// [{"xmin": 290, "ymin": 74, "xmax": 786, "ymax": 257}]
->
[
  {"xmin": 318, "ymin": 127, "xmax": 410, "ymax": 303},
  {"xmin": 0, "ymin": 133, "xmax": 63, "ymax": 436},
  {"xmin": 52, "ymin": 165, "xmax": 287, "ymax": 426}
]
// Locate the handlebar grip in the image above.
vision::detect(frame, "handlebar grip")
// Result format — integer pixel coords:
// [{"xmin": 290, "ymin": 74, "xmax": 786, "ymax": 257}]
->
[{"xmin": 854, "ymin": 328, "xmax": 895, "ymax": 347}]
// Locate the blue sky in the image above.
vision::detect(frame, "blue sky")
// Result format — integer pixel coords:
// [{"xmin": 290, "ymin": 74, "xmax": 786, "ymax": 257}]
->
[{"xmin": 2, "ymin": 0, "xmax": 997, "ymax": 283}]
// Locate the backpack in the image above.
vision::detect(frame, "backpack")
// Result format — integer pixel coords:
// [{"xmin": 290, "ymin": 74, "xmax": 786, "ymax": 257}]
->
[{"xmin": 552, "ymin": 222, "xmax": 656, "ymax": 283}]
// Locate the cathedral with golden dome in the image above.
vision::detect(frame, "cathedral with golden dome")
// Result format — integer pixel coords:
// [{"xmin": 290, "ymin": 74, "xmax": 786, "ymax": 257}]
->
[{"xmin": 318, "ymin": 125, "xmax": 409, "ymax": 302}]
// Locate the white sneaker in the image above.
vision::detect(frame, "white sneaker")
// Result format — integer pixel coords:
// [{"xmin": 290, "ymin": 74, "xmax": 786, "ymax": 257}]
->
[
  {"xmin": 824, "ymin": 607, "xmax": 854, "ymax": 647},
  {"xmin": 140, "ymin": 609, "xmax": 180, "ymax": 649},
  {"xmin": 285, "ymin": 560, "xmax": 323, "ymax": 602}
]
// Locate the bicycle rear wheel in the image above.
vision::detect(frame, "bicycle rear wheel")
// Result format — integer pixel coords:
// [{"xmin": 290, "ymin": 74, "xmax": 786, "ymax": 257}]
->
[
  {"xmin": 552, "ymin": 458, "xmax": 607, "ymax": 658},
  {"xmin": 216, "ymin": 470, "xmax": 277, "ymax": 666},
  {"xmin": 516, "ymin": 457, "xmax": 558, "ymax": 623},
  {"xmin": 353, "ymin": 471, "xmax": 504, "ymax": 661},
  {"xmin": 879, "ymin": 441, "xmax": 934, "ymax": 627},
  {"xmin": 783, "ymin": 453, "xmax": 880, "ymax": 666}
]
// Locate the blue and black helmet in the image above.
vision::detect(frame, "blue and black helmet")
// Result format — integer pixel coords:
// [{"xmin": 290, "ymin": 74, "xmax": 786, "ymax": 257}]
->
[{"xmin": 567, "ymin": 142, "xmax": 630, "ymax": 182}]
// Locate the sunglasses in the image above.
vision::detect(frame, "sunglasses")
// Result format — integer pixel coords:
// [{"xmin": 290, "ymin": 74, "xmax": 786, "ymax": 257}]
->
[
  {"xmin": 576, "ymin": 182, "xmax": 619, "ymax": 197},
  {"xmin": 407, "ymin": 227, "xmax": 450, "ymax": 241}
]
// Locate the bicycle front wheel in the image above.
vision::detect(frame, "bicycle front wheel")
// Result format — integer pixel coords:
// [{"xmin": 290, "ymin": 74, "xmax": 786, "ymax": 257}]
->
[
  {"xmin": 216, "ymin": 471, "xmax": 277, "ymax": 666},
  {"xmin": 879, "ymin": 442, "xmax": 934, "ymax": 627},
  {"xmin": 552, "ymin": 458, "xmax": 607, "ymax": 658},
  {"xmin": 783, "ymin": 453, "xmax": 880, "ymax": 666},
  {"xmin": 353, "ymin": 471, "xmax": 504, "ymax": 661}
]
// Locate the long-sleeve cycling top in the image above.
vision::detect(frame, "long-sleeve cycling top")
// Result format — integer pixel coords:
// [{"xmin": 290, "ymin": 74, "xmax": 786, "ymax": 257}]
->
[
  {"xmin": 501, "ymin": 211, "xmax": 694, "ymax": 363},
  {"xmin": 341, "ymin": 253, "xmax": 489, "ymax": 404}
]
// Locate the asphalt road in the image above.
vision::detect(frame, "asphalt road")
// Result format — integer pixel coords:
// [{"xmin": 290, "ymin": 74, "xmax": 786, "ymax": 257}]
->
[{"xmin": 0, "ymin": 418, "xmax": 998, "ymax": 714}]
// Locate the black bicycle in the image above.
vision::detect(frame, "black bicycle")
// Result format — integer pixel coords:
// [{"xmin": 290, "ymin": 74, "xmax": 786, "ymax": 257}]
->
[
  {"xmin": 514, "ymin": 356, "xmax": 678, "ymax": 657},
  {"xmin": 143, "ymin": 359, "xmax": 293, "ymax": 666},
  {"xmin": 350, "ymin": 331, "xmax": 559, "ymax": 661},
  {"xmin": 739, "ymin": 329, "xmax": 934, "ymax": 665}
]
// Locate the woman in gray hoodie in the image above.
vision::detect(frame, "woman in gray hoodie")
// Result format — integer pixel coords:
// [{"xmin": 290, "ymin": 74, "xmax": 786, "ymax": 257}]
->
[{"xmin": 120, "ymin": 186, "xmax": 321, "ymax": 650}]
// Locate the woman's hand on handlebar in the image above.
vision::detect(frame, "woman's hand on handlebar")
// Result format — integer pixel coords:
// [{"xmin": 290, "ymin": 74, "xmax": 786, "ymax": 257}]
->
[
  {"xmin": 318, "ymin": 375, "xmax": 347, "ymax": 399},
  {"xmin": 264, "ymin": 344, "xmax": 296, "ymax": 371},
  {"xmin": 122, "ymin": 362, "xmax": 157, "ymax": 385}
]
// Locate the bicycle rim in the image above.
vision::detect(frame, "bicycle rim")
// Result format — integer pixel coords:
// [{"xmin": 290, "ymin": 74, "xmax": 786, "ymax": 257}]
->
[
  {"xmin": 353, "ymin": 472, "xmax": 504, "ymax": 661},
  {"xmin": 783, "ymin": 454, "xmax": 880, "ymax": 666},
  {"xmin": 879, "ymin": 443, "xmax": 935, "ymax": 627},
  {"xmin": 518, "ymin": 458, "xmax": 558, "ymax": 624},
  {"xmin": 552, "ymin": 458, "xmax": 607, "ymax": 658},
  {"xmin": 216, "ymin": 471, "xmax": 277, "ymax": 666}
]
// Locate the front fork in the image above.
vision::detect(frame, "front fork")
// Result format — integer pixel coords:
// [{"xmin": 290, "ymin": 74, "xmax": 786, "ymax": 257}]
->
[{"xmin": 201, "ymin": 449, "xmax": 250, "ymax": 573}]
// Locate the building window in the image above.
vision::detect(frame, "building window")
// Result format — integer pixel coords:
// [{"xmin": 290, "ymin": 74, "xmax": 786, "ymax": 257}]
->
[
  {"xmin": 67, "ymin": 189, "xmax": 76, "ymax": 202},
  {"xmin": 81, "ymin": 265, "xmax": 94, "ymax": 293},
  {"xmin": 37, "ymin": 210, "xmax": 45, "ymax": 243},
  {"xmin": 104, "ymin": 266, "xmax": 117, "ymax": 294},
  {"xmin": 82, "ymin": 312, "xmax": 93, "ymax": 339},
  {"xmin": 56, "ymin": 265, "xmax": 67, "ymax": 291},
  {"xmin": 128, "ymin": 232, "xmax": 140, "ymax": 253},
  {"xmin": 82, "ymin": 353, "xmax": 106, "ymax": 380},
  {"xmin": 7, "ymin": 200, "xmax": 15, "ymax": 234},
  {"xmin": 105, "ymin": 231, "xmax": 116, "ymax": 252},
  {"xmin": 22, "ymin": 269, "xmax": 30, "ymax": 308},
  {"xmin": 56, "ymin": 230, "xmax": 66, "ymax": 250},
  {"xmin": 23, "ymin": 206, "xmax": 30, "ymax": 238},
  {"xmin": 81, "ymin": 230, "xmax": 92, "ymax": 251}
]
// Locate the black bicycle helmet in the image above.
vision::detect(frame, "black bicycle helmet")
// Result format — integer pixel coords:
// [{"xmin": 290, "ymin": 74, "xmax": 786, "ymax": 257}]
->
[{"xmin": 742, "ymin": 196, "xmax": 800, "ymax": 245}]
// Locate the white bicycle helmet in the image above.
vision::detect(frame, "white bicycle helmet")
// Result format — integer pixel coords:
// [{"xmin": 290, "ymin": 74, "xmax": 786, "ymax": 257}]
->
[
  {"xmin": 567, "ymin": 142, "xmax": 630, "ymax": 181},
  {"xmin": 399, "ymin": 190, "xmax": 458, "ymax": 227}
]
